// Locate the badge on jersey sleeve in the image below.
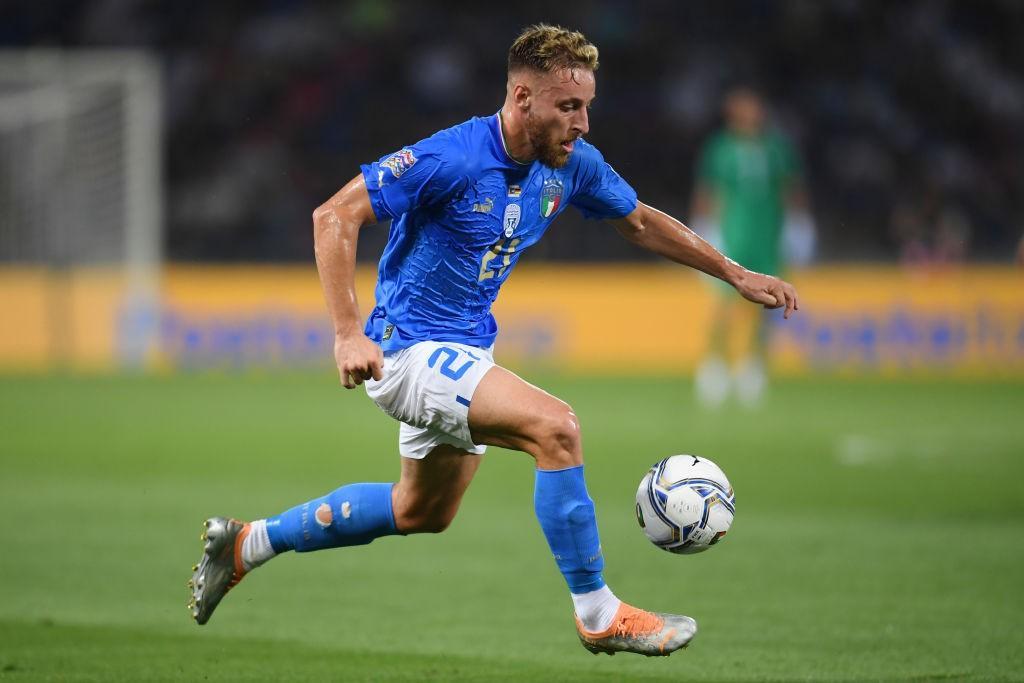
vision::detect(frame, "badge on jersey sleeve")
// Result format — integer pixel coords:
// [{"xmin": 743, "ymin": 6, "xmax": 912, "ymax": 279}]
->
[
  {"xmin": 502, "ymin": 203, "xmax": 521, "ymax": 237},
  {"xmin": 540, "ymin": 178, "xmax": 563, "ymax": 218},
  {"xmin": 380, "ymin": 149, "xmax": 417, "ymax": 179}
]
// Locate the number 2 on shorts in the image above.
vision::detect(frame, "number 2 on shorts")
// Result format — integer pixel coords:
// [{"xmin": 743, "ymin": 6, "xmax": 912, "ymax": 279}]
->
[{"xmin": 428, "ymin": 346, "xmax": 477, "ymax": 381}]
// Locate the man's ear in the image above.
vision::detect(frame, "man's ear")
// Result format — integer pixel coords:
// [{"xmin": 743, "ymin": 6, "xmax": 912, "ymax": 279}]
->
[{"xmin": 512, "ymin": 81, "xmax": 531, "ymax": 111}]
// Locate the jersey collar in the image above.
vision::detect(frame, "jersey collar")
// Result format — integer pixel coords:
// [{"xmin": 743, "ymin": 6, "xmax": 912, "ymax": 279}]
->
[{"xmin": 492, "ymin": 112, "xmax": 531, "ymax": 167}]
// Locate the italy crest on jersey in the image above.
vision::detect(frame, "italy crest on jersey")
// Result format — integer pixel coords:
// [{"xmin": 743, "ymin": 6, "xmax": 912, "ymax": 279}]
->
[{"xmin": 540, "ymin": 177, "xmax": 563, "ymax": 218}]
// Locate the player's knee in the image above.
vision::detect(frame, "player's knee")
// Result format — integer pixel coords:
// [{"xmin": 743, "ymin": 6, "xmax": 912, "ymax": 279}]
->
[{"xmin": 531, "ymin": 403, "xmax": 583, "ymax": 468}]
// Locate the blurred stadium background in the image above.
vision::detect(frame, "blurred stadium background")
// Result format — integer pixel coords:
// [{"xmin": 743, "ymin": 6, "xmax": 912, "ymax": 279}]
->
[{"xmin": 1, "ymin": 2, "xmax": 1022, "ymax": 681}]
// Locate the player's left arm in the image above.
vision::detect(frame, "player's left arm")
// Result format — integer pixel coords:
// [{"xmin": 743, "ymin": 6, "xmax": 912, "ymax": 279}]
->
[{"xmin": 609, "ymin": 202, "xmax": 799, "ymax": 318}]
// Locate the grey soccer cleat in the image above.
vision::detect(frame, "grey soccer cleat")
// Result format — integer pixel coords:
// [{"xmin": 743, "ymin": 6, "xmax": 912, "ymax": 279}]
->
[
  {"xmin": 187, "ymin": 517, "xmax": 249, "ymax": 625},
  {"xmin": 575, "ymin": 603, "xmax": 697, "ymax": 657}
]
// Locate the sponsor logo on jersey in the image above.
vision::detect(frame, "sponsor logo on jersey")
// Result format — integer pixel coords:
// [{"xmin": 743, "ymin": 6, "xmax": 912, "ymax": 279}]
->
[
  {"xmin": 507, "ymin": 184, "xmax": 522, "ymax": 198},
  {"xmin": 502, "ymin": 203, "xmax": 521, "ymax": 237},
  {"xmin": 540, "ymin": 178, "xmax": 563, "ymax": 218},
  {"xmin": 380, "ymin": 148, "xmax": 417, "ymax": 179},
  {"xmin": 472, "ymin": 197, "xmax": 494, "ymax": 214}
]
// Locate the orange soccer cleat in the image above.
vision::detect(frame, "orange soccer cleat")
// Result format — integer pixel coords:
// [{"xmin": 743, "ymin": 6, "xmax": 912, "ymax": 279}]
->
[{"xmin": 575, "ymin": 602, "xmax": 697, "ymax": 656}]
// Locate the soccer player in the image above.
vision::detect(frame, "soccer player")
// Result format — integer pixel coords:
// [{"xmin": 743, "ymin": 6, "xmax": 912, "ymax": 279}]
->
[
  {"xmin": 692, "ymin": 87, "xmax": 810, "ymax": 407},
  {"xmin": 188, "ymin": 25, "xmax": 799, "ymax": 657}
]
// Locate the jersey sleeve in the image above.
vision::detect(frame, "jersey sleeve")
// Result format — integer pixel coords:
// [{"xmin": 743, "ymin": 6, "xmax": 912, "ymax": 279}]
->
[
  {"xmin": 360, "ymin": 132, "xmax": 470, "ymax": 221},
  {"xmin": 569, "ymin": 145, "xmax": 638, "ymax": 220}
]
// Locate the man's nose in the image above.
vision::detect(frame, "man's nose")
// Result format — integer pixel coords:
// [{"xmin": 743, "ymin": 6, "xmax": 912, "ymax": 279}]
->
[{"xmin": 574, "ymin": 107, "xmax": 589, "ymax": 136}]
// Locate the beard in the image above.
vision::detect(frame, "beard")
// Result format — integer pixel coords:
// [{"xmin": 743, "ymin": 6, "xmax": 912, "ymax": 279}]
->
[{"xmin": 524, "ymin": 111, "xmax": 572, "ymax": 168}]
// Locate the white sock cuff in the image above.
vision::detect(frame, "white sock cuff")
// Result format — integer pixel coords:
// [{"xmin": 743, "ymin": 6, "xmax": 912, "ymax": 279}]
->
[
  {"xmin": 241, "ymin": 519, "xmax": 276, "ymax": 572},
  {"xmin": 572, "ymin": 585, "xmax": 621, "ymax": 633}
]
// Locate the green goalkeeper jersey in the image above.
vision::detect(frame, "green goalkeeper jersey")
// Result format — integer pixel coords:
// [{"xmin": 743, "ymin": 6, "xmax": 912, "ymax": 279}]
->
[{"xmin": 698, "ymin": 130, "xmax": 799, "ymax": 275}]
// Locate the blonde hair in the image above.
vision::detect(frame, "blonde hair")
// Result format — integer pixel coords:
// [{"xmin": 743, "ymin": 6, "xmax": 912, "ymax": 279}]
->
[{"xmin": 507, "ymin": 24, "xmax": 599, "ymax": 75}]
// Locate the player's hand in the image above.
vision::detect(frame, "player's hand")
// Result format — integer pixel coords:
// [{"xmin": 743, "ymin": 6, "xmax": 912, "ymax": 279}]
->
[
  {"xmin": 732, "ymin": 270, "xmax": 800, "ymax": 319},
  {"xmin": 333, "ymin": 331, "xmax": 384, "ymax": 389}
]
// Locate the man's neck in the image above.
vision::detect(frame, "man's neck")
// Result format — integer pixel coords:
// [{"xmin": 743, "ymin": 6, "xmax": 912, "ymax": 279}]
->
[{"xmin": 499, "ymin": 106, "xmax": 534, "ymax": 164}]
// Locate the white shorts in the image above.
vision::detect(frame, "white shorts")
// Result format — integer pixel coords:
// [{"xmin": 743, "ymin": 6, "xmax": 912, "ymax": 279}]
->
[{"xmin": 365, "ymin": 341, "xmax": 495, "ymax": 460}]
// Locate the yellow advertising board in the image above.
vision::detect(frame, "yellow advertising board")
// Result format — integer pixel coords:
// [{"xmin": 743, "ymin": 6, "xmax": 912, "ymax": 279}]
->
[{"xmin": 0, "ymin": 265, "xmax": 1021, "ymax": 377}]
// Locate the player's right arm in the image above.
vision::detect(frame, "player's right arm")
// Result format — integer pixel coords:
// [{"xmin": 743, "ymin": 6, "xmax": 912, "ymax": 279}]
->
[{"xmin": 312, "ymin": 174, "xmax": 383, "ymax": 389}]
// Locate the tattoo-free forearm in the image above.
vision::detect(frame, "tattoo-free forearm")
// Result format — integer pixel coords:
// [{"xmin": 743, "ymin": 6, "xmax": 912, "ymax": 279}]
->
[
  {"xmin": 312, "ymin": 205, "xmax": 364, "ymax": 335},
  {"xmin": 619, "ymin": 204, "xmax": 744, "ymax": 286}
]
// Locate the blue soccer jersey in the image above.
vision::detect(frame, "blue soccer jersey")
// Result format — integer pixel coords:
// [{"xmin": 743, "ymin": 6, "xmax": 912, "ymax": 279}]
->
[{"xmin": 360, "ymin": 113, "xmax": 637, "ymax": 352}]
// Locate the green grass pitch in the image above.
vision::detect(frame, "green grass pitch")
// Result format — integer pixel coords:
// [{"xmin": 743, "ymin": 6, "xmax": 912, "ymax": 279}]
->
[{"xmin": 1, "ymin": 372, "xmax": 1022, "ymax": 682}]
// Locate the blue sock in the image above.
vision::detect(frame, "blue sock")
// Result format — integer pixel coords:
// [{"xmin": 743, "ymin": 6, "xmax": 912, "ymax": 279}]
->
[
  {"xmin": 534, "ymin": 465, "xmax": 606, "ymax": 594},
  {"xmin": 265, "ymin": 482, "xmax": 398, "ymax": 553}
]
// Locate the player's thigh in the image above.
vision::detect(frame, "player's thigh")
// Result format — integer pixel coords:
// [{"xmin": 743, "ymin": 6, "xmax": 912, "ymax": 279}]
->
[
  {"xmin": 467, "ymin": 365, "xmax": 581, "ymax": 465},
  {"xmin": 393, "ymin": 443, "xmax": 481, "ymax": 527}
]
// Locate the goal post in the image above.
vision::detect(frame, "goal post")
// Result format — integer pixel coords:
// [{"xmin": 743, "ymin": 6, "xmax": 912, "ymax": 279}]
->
[{"xmin": 0, "ymin": 49, "xmax": 163, "ymax": 369}]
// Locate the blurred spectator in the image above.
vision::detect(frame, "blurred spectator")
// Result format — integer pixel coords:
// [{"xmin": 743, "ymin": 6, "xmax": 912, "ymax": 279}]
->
[
  {"xmin": 891, "ymin": 192, "xmax": 972, "ymax": 268},
  {"xmin": 2, "ymin": 0, "xmax": 1021, "ymax": 262}
]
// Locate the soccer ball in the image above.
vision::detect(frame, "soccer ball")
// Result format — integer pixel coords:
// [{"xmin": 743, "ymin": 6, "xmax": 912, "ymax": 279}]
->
[{"xmin": 635, "ymin": 454, "xmax": 735, "ymax": 554}]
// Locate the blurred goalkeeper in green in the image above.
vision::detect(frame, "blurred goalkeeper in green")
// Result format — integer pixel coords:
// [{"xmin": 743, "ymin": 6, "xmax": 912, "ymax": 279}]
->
[{"xmin": 692, "ymin": 87, "xmax": 813, "ymax": 407}]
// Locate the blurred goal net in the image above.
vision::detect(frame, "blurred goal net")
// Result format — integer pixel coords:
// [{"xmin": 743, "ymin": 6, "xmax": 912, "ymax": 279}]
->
[{"xmin": 0, "ymin": 50, "xmax": 162, "ymax": 367}]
